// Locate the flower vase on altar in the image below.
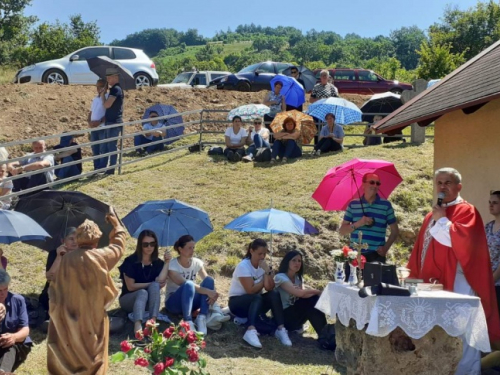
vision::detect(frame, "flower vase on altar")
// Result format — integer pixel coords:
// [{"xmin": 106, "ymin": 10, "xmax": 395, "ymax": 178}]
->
[
  {"xmin": 335, "ymin": 261, "xmax": 346, "ymax": 284},
  {"xmin": 348, "ymin": 264, "xmax": 358, "ymax": 286}
]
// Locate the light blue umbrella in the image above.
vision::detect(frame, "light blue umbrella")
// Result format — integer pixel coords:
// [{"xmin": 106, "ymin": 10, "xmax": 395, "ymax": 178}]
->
[
  {"xmin": 0, "ymin": 210, "xmax": 51, "ymax": 244},
  {"xmin": 143, "ymin": 104, "xmax": 184, "ymax": 144},
  {"xmin": 227, "ymin": 104, "xmax": 270, "ymax": 121},
  {"xmin": 122, "ymin": 199, "xmax": 213, "ymax": 247},
  {"xmin": 306, "ymin": 97, "xmax": 362, "ymax": 124},
  {"xmin": 270, "ymin": 74, "xmax": 305, "ymax": 108}
]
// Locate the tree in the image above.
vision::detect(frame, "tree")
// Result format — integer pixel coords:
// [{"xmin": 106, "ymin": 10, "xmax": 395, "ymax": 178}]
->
[
  {"xmin": 111, "ymin": 28, "xmax": 179, "ymax": 57},
  {"xmin": 416, "ymin": 41, "xmax": 465, "ymax": 80},
  {"xmin": 390, "ymin": 26, "xmax": 427, "ymax": 70}
]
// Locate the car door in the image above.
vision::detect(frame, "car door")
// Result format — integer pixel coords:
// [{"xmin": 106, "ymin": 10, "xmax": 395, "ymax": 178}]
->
[
  {"xmin": 333, "ymin": 69, "xmax": 358, "ymax": 94},
  {"xmin": 251, "ymin": 62, "xmax": 275, "ymax": 91},
  {"xmin": 112, "ymin": 47, "xmax": 138, "ymax": 75},
  {"xmin": 67, "ymin": 47, "xmax": 111, "ymax": 84},
  {"xmin": 191, "ymin": 73, "xmax": 208, "ymax": 87},
  {"xmin": 356, "ymin": 70, "xmax": 381, "ymax": 94}
]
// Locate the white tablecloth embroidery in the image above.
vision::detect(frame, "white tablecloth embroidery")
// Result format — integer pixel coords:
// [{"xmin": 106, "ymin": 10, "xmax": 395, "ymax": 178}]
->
[{"xmin": 315, "ymin": 282, "xmax": 491, "ymax": 352}]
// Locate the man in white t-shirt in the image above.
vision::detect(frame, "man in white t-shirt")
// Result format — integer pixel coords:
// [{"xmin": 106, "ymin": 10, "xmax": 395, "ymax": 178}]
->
[
  {"xmin": 242, "ymin": 116, "xmax": 271, "ymax": 162},
  {"xmin": 224, "ymin": 116, "xmax": 247, "ymax": 162},
  {"xmin": 88, "ymin": 79, "xmax": 107, "ymax": 171}
]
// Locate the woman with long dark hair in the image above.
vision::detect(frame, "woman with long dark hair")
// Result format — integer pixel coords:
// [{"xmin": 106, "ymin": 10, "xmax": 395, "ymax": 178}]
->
[
  {"xmin": 275, "ymin": 250, "xmax": 326, "ymax": 338},
  {"xmin": 165, "ymin": 235, "xmax": 218, "ymax": 335},
  {"xmin": 118, "ymin": 230, "xmax": 169, "ymax": 337},
  {"xmin": 228, "ymin": 238, "xmax": 292, "ymax": 348}
]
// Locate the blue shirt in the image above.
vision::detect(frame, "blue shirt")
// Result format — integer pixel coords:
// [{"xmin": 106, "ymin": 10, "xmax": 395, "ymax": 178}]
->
[
  {"xmin": 119, "ymin": 254, "xmax": 165, "ymax": 297},
  {"xmin": 320, "ymin": 124, "xmax": 345, "ymax": 149},
  {"xmin": 105, "ymin": 83, "xmax": 124, "ymax": 124},
  {"xmin": 343, "ymin": 194, "xmax": 396, "ymax": 253},
  {"xmin": 1, "ymin": 292, "xmax": 32, "ymax": 345},
  {"xmin": 143, "ymin": 122, "xmax": 164, "ymax": 141}
]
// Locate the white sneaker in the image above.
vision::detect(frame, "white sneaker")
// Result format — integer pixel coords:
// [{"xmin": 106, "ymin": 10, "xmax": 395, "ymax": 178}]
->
[
  {"xmin": 275, "ymin": 328, "xmax": 292, "ymax": 347},
  {"xmin": 243, "ymin": 329, "xmax": 262, "ymax": 348},
  {"xmin": 195, "ymin": 314, "xmax": 207, "ymax": 335},
  {"xmin": 316, "ymin": 150, "xmax": 321, "ymax": 156}
]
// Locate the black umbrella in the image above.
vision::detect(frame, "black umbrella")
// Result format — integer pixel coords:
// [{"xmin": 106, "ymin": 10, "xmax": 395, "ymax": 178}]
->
[
  {"xmin": 87, "ymin": 56, "xmax": 136, "ymax": 90},
  {"xmin": 282, "ymin": 65, "xmax": 316, "ymax": 92},
  {"xmin": 360, "ymin": 92, "xmax": 403, "ymax": 123},
  {"xmin": 15, "ymin": 190, "xmax": 114, "ymax": 251}
]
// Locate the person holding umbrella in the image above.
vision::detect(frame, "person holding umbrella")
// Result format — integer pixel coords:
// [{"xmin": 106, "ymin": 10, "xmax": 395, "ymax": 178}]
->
[
  {"xmin": 287, "ymin": 67, "xmax": 306, "ymax": 111},
  {"xmin": 133, "ymin": 111, "xmax": 166, "ymax": 156},
  {"xmin": 270, "ymin": 117, "xmax": 302, "ymax": 163},
  {"xmin": 262, "ymin": 81, "xmax": 286, "ymax": 135},
  {"xmin": 311, "ymin": 113, "xmax": 344, "ymax": 156}
]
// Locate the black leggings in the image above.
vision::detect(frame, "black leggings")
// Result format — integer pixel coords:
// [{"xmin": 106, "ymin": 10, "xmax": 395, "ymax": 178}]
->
[
  {"xmin": 283, "ymin": 295, "xmax": 326, "ymax": 334},
  {"xmin": 314, "ymin": 137, "xmax": 342, "ymax": 153},
  {"xmin": 229, "ymin": 290, "xmax": 285, "ymax": 327}
]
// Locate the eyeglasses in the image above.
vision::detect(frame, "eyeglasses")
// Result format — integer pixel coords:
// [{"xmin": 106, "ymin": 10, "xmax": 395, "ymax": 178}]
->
[
  {"xmin": 366, "ymin": 180, "xmax": 381, "ymax": 186},
  {"xmin": 254, "ymin": 121, "xmax": 262, "ymax": 124},
  {"xmin": 142, "ymin": 241, "xmax": 156, "ymax": 248}
]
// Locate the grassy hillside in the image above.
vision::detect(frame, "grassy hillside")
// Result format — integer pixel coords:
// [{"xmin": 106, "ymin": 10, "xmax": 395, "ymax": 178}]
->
[
  {"xmin": 0, "ymin": 66, "xmax": 17, "ymax": 84},
  {"xmin": 155, "ymin": 41, "xmax": 252, "ymax": 61},
  {"xmin": 6, "ymin": 138, "xmax": 435, "ymax": 374}
]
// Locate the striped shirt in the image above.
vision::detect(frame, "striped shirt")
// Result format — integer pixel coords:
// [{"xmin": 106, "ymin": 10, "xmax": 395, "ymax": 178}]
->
[{"xmin": 343, "ymin": 195, "xmax": 396, "ymax": 253}]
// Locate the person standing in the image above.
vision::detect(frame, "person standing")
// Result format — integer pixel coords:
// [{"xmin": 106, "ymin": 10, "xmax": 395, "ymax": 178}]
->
[
  {"xmin": 47, "ymin": 208, "xmax": 126, "ymax": 375},
  {"xmin": 100, "ymin": 68, "xmax": 124, "ymax": 175},
  {"xmin": 286, "ymin": 67, "xmax": 306, "ymax": 112},
  {"xmin": 339, "ymin": 173, "xmax": 399, "ymax": 263},
  {"xmin": 486, "ymin": 190, "xmax": 500, "ymax": 321},
  {"xmin": 88, "ymin": 79, "xmax": 107, "ymax": 171},
  {"xmin": 309, "ymin": 70, "xmax": 338, "ymax": 104},
  {"xmin": 407, "ymin": 168, "xmax": 500, "ymax": 375}
]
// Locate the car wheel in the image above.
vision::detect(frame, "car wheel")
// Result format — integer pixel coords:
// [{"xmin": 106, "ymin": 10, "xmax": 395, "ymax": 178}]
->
[
  {"xmin": 42, "ymin": 69, "xmax": 67, "ymax": 85},
  {"xmin": 390, "ymin": 88, "xmax": 402, "ymax": 94},
  {"xmin": 134, "ymin": 73, "xmax": 152, "ymax": 87},
  {"xmin": 236, "ymin": 81, "xmax": 251, "ymax": 92}
]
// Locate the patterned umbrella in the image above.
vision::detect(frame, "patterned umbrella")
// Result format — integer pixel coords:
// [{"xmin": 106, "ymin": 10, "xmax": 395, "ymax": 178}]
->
[
  {"xmin": 269, "ymin": 110, "xmax": 316, "ymax": 144},
  {"xmin": 143, "ymin": 104, "xmax": 184, "ymax": 144},
  {"xmin": 227, "ymin": 104, "xmax": 270, "ymax": 121},
  {"xmin": 306, "ymin": 97, "xmax": 362, "ymax": 124}
]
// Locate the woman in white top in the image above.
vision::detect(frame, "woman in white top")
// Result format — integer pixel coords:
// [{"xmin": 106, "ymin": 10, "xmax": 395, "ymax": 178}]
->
[
  {"xmin": 228, "ymin": 239, "xmax": 292, "ymax": 348},
  {"xmin": 242, "ymin": 116, "xmax": 271, "ymax": 162},
  {"xmin": 274, "ymin": 250, "xmax": 326, "ymax": 344},
  {"xmin": 166, "ymin": 235, "xmax": 218, "ymax": 335},
  {"xmin": 224, "ymin": 116, "xmax": 247, "ymax": 162}
]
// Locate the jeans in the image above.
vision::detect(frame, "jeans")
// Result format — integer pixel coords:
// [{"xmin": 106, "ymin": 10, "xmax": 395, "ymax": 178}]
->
[
  {"xmin": 314, "ymin": 137, "xmax": 342, "ymax": 153},
  {"xmin": 246, "ymin": 134, "xmax": 270, "ymax": 156},
  {"xmin": 134, "ymin": 135, "xmax": 165, "ymax": 154},
  {"xmin": 55, "ymin": 156, "xmax": 81, "ymax": 179},
  {"xmin": 166, "ymin": 277, "xmax": 214, "ymax": 321},
  {"xmin": 228, "ymin": 290, "xmax": 285, "ymax": 327},
  {"xmin": 0, "ymin": 343, "xmax": 31, "ymax": 372},
  {"xmin": 12, "ymin": 172, "xmax": 50, "ymax": 193},
  {"xmin": 271, "ymin": 140, "xmax": 302, "ymax": 160},
  {"xmin": 283, "ymin": 295, "xmax": 326, "ymax": 334},
  {"xmin": 90, "ymin": 128, "xmax": 106, "ymax": 170},
  {"xmin": 223, "ymin": 147, "xmax": 245, "ymax": 160},
  {"xmin": 119, "ymin": 282, "xmax": 161, "ymax": 322},
  {"xmin": 99, "ymin": 123, "xmax": 123, "ymax": 174}
]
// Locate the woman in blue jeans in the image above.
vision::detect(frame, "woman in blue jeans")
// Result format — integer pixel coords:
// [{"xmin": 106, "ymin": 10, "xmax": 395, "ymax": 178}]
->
[
  {"xmin": 243, "ymin": 116, "xmax": 271, "ymax": 162},
  {"xmin": 166, "ymin": 235, "xmax": 218, "ymax": 335},
  {"xmin": 270, "ymin": 117, "xmax": 302, "ymax": 163}
]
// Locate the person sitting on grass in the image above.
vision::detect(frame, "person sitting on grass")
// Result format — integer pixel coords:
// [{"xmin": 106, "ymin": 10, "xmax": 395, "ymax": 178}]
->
[
  {"xmin": 270, "ymin": 117, "xmax": 302, "ymax": 164},
  {"xmin": 242, "ymin": 116, "xmax": 270, "ymax": 163},
  {"xmin": 165, "ymin": 235, "xmax": 218, "ymax": 335},
  {"xmin": 134, "ymin": 111, "xmax": 166, "ymax": 156},
  {"xmin": 119, "ymin": 230, "xmax": 170, "ymax": 344},
  {"xmin": 224, "ymin": 116, "xmax": 247, "ymax": 162},
  {"xmin": 228, "ymin": 238, "xmax": 292, "ymax": 348},
  {"xmin": 53, "ymin": 134, "xmax": 82, "ymax": 180},
  {"xmin": 312, "ymin": 113, "xmax": 344, "ymax": 156},
  {"xmin": 274, "ymin": 250, "xmax": 328, "ymax": 348}
]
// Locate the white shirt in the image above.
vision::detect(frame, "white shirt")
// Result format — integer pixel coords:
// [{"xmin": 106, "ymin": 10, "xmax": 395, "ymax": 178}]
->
[
  {"xmin": 224, "ymin": 126, "xmax": 247, "ymax": 146},
  {"xmin": 249, "ymin": 127, "xmax": 270, "ymax": 144},
  {"xmin": 228, "ymin": 258, "xmax": 265, "ymax": 297},
  {"xmin": 90, "ymin": 95, "xmax": 107, "ymax": 126},
  {"xmin": 166, "ymin": 257, "xmax": 203, "ymax": 296},
  {"xmin": 0, "ymin": 179, "xmax": 13, "ymax": 209}
]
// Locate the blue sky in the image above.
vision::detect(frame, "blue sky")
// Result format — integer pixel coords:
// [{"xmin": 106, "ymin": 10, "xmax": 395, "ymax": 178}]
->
[{"xmin": 25, "ymin": 0, "xmax": 480, "ymax": 43}]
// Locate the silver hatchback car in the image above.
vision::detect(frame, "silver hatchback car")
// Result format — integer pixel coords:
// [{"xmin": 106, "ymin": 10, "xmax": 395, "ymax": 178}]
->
[{"xmin": 14, "ymin": 46, "xmax": 159, "ymax": 87}]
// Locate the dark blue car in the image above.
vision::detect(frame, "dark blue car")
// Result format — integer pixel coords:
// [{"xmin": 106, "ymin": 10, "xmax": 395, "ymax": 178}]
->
[{"xmin": 210, "ymin": 61, "xmax": 292, "ymax": 92}]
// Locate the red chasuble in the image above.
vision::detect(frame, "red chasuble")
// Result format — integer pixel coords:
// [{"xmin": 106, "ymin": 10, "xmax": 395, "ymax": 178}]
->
[{"xmin": 407, "ymin": 201, "xmax": 500, "ymax": 343}]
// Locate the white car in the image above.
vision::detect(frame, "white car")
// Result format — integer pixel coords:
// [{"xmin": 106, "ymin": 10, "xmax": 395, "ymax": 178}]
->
[
  {"xmin": 13, "ymin": 46, "xmax": 159, "ymax": 87},
  {"xmin": 159, "ymin": 70, "xmax": 231, "ymax": 89}
]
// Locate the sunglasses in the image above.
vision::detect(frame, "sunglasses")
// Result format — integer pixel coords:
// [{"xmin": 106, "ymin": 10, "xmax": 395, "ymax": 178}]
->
[
  {"xmin": 142, "ymin": 241, "xmax": 156, "ymax": 248},
  {"xmin": 366, "ymin": 180, "xmax": 381, "ymax": 186},
  {"xmin": 254, "ymin": 121, "xmax": 262, "ymax": 124}
]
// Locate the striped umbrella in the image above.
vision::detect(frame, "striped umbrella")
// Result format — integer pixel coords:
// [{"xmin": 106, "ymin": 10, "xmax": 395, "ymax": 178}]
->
[
  {"xmin": 227, "ymin": 104, "xmax": 270, "ymax": 121},
  {"xmin": 306, "ymin": 97, "xmax": 362, "ymax": 124}
]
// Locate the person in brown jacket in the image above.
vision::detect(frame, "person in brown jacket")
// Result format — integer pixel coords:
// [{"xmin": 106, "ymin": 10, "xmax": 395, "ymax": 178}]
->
[{"xmin": 47, "ymin": 208, "xmax": 126, "ymax": 375}]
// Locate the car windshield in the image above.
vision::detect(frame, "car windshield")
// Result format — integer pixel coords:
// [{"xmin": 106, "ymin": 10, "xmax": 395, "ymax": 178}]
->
[
  {"xmin": 172, "ymin": 72, "xmax": 193, "ymax": 84},
  {"xmin": 238, "ymin": 63, "xmax": 261, "ymax": 74}
]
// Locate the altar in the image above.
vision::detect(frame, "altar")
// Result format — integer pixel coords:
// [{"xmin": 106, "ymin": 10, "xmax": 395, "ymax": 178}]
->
[{"xmin": 316, "ymin": 283, "xmax": 491, "ymax": 375}]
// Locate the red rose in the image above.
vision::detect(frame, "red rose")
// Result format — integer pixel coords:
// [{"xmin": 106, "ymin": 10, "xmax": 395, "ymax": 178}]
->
[
  {"xmin": 135, "ymin": 330, "xmax": 144, "ymax": 340},
  {"xmin": 163, "ymin": 327, "xmax": 174, "ymax": 339},
  {"xmin": 120, "ymin": 340, "xmax": 133, "ymax": 353},
  {"xmin": 145, "ymin": 319, "xmax": 156, "ymax": 327},
  {"xmin": 186, "ymin": 332, "xmax": 196, "ymax": 344},
  {"xmin": 178, "ymin": 330, "xmax": 186, "ymax": 339},
  {"xmin": 153, "ymin": 362, "xmax": 165, "ymax": 375},
  {"xmin": 188, "ymin": 351, "xmax": 199, "ymax": 362},
  {"xmin": 342, "ymin": 246, "xmax": 350, "ymax": 257},
  {"xmin": 165, "ymin": 357, "xmax": 175, "ymax": 368},
  {"xmin": 143, "ymin": 327, "xmax": 151, "ymax": 337},
  {"xmin": 200, "ymin": 340, "xmax": 206, "ymax": 349},
  {"xmin": 134, "ymin": 357, "xmax": 149, "ymax": 367},
  {"xmin": 144, "ymin": 347, "xmax": 151, "ymax": 354},
  {"xmin": 351, "ymin": 255, "xmax": 367, "ymax": 268},
  {"xmin": 179, "ymin": 321, "xmax": 190, "ymax": 330}
]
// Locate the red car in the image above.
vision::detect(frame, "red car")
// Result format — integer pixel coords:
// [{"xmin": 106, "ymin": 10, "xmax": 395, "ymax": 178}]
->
[{"xmin": 313, "ymin": 68, "xmax": 413, "ymax": 95}]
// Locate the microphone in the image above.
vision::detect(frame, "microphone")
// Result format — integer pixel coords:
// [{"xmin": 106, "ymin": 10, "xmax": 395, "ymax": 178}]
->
[{"xmin": 437, "ymin": 192, "xmax": 445, "ymax": 207}]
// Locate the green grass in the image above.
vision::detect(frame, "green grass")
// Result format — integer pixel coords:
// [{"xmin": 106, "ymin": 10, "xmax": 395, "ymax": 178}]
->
[
  {"xmin": 155, "ymin": 41, "xmax": 252, "ymax": 62},
  {"xmin": 0, "ymin": 66, "xmax": 17, "ymax": 84},
  {"xmin": 7, "ymin": 139, "xmax": 434, "ymax": 374}
]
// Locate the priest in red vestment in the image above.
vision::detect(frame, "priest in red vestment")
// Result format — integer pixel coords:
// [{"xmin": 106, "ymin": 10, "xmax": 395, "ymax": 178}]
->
[{"xmin": 408, "ymin": 168, "xmax": 500, "ymax": 375}]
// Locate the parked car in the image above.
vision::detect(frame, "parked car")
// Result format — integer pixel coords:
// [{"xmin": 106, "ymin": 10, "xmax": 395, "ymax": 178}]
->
[
  {"xmin": 210, "ymin": 61, "xmax": 293, "ymax": 92},
  {"xmin": 159, "ymin": 70, "xmax": 231, "ymax": 89},
  {"xmin": 312, "ymin": 68, "xmax": 412, "ymax": 95},
  {"xmin": 13, "ymin": 46, "xmax": 159, "ymax": 87}
]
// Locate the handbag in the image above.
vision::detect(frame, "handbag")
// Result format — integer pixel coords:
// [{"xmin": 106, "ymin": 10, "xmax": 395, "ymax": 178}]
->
[{"xmin": 363, "ymin": 262, "xmax": 400, "ymax": 287}]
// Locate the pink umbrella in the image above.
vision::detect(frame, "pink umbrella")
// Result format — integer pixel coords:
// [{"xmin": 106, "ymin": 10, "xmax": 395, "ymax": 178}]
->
[{"xmin": 312, "ymin": 158, "xmax": 402, "ymax": 211}]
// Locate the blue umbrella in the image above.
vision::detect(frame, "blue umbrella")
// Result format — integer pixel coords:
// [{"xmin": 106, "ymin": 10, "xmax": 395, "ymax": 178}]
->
[
  {"xmin": 122, "ymin": 199, "xmax": 213, "ymax": 247},
  {"xmin": 306, "ymin": 97, "xmax": 362, "ymax": 124},
  {"xmin": 0, "ymin": 210, "xmax": 51, "ymax": 244},
  {"xmin": 143, "ymin": 104, "xmax": 184, "ymax": 144},
  {"xmin": 224, "ymin": 208, "xmax": 318, "ymax": 254},
  {"xmin": 271, "ymin": 75, "xmax": 305, "ymax": 109}
]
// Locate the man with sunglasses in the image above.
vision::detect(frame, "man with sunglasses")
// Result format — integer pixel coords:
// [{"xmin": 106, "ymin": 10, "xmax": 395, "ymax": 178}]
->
[
  {"xmin": 407, "ymin": 168, "xmax": 500, "ymax": 375},
  {"xmin": 242, "ymin": 116, "xmax": 270, "ymax": 162},
  {"xmin": 340, "ymin": 173, "xmax": 399, "ymax": 263},
  {"xmin": 286, "ymin": 67, "xmax": 306, "ymax": 111}
]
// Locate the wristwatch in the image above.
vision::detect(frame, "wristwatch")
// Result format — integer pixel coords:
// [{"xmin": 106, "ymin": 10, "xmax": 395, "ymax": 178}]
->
[{"xmin": 350, "ymin": 223, "xmax": 356, "ymax": 230}]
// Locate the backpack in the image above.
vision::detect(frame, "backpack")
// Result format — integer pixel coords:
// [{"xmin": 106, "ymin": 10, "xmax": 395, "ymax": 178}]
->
[
  {"xmin": 254, "ymin": 147, "xmax": 271, "ymax": 162},
  {"xmin": 207, "ymin": 146, "xmax": 224, "ymax": 156},
  {"xmin": 318, "ymin": 323, "xmax": 337, "ymax": 351}
]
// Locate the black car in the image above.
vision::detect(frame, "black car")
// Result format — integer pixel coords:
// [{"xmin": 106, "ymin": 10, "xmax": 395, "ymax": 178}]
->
[{"xmin": 210, "ymin": 61, "xmax": 293, "ymax": 92}]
